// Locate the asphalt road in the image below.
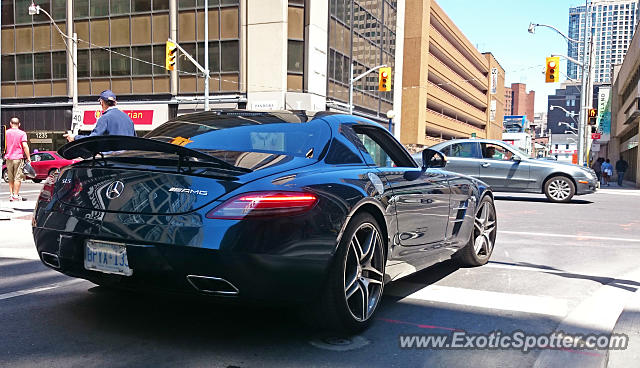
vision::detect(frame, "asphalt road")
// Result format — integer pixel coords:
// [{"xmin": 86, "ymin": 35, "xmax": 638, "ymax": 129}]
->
[{"xmin": 1, "ymin": 183, "xmax": 640, "ymax": 368}]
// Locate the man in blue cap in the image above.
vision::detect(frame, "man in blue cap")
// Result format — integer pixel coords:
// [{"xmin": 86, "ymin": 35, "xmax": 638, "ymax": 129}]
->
[{"xmin": 64, "ymin": 90, "xmax": 135, "ymax": 142}]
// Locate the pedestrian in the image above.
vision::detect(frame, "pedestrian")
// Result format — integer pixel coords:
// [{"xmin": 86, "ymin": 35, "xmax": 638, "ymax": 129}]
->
[
  {"xmin": 592, "ymin": 157, "xmax": 603, "ymax": 183},
  {"xmin": 615, "ymin": 156, "xmax": 629, "ymax": 187},
  {"xmin": 601, "ymin": 158, "xmax": 614, "ymax": 187},
  {"xmin": 63, "ymin": 90, "xmax": 135, "ymax": 142},
  {"xmin": 3, "ymin": 117, "xmax": 31, "ymax": 201}
]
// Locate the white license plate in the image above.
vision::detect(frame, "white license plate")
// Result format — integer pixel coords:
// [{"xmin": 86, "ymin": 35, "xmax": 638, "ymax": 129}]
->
[{"xmin": 84, "ymin": 240, "xmax": 133, "ymax": 276}]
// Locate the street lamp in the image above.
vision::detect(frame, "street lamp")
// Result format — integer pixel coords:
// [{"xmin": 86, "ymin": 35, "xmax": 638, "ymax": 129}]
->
[
  {"xmin": 386, "ymin": 110, "xmax": 395, "ymax": 132},
  {"xmin": 564, "ymin": 130, "xmax": 578, "ymax": 135}
]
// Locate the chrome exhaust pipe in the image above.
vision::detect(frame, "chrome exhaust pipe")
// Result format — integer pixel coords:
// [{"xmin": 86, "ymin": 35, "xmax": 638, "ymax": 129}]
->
[
  {"xmin": 41, "ymin": 252, "xmax": 60, "ymax": 269},
  {"xmin": 186, "ymin": 275, "xmax": 239, "ymax": 296}
]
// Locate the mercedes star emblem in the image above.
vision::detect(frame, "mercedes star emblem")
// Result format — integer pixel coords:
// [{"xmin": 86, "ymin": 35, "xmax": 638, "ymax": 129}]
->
[{"xmin": 105, "ymin": 181, "xmax": 125, "ymax": 199}]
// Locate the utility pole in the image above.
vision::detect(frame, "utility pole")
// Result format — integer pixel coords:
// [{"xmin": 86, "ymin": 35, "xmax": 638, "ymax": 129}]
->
[
  {"xmin": 348, "ymin": 64, "xmax": 388, "ymax": 115},
  {"xmin": 170, "ymin": 0, "xmax": 178, "ymax": 96},
  {"xmin": 204, "ymin": 0, "xmax": 210, "ymax": 111}
]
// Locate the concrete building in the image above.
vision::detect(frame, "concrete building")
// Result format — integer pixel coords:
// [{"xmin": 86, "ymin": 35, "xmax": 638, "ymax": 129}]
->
[
  {"xmin": 568, "ymin": 0, "xmax": 639, "ymax": 83},
  {"xmin": 533, "ymin": 111, "xmax": 548, "ymax": 138},
  {"xmin": 610, "ymin": 20, "xmax": 640, "ymax": 187},
  {"xmin": 504, "ymin": 86, "xmax": 512, "ymax": 116},
  {"xmin": 0, "ymin": 0, "xmax": 399, "ymax": 151},
  {"xmin": 507, "ymin": 83, "xmax": 534, "ymax": 123},
  {"xmin": 399, "ymin": 0, "xmax": 505, "ymax": 148}
]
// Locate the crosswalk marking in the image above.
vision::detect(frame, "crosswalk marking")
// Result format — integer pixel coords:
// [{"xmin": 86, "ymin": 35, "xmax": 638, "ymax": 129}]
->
[
  {"xmin": 500, "ymin": 230, "xmax": 640, "ymax": 243},
  {"xmin": 0, "ymin": 279, "xmax": 85, "ymax": 301},
  {"xmin": 387, "ymin": 283, "xmax": 569, "ymax": 318}
]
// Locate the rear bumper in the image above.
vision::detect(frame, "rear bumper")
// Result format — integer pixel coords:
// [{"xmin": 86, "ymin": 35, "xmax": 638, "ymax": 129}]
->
[
  {"xmin": 33, "ymin": 227, "xmax": 332, "ymax": 303},
  {"xmin": 576, "ymin": 178, "xmax": 598, "ymax": 195}
]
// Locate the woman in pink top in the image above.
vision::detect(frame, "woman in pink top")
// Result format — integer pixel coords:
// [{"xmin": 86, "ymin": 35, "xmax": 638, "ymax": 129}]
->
[{"xmin": 4, "ymin": 117, "xmax": 31, "ymax": 201}]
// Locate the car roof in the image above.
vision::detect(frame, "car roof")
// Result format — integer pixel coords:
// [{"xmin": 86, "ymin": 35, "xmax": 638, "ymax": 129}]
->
[{"xmin": 432, "ymin": 139, "xmax": 509, "ymax": 146}]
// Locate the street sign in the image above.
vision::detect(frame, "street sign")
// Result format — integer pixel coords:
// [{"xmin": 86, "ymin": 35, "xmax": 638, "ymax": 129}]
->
[
  {"xmin": 591, "ymin": 132, "xmax": 602, "ymax": 140},
  {"xmin": 71, "ymin": 109, "xmax": 83, "ymax": 132}
]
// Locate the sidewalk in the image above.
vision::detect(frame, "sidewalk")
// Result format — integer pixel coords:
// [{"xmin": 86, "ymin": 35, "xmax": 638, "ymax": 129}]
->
[{"xmin": 0, "ymin": 198, "xmax": 36, "ymax": 221}]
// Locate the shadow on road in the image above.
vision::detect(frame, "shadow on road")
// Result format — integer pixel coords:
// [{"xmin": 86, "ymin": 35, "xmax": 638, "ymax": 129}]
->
[{"xmin": 494, "ymin": 195, "xmax": 593, "ymax": 204}]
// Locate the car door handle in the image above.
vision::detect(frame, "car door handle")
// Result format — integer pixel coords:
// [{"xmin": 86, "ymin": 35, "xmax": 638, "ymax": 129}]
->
[{"xmin": 481, "ymin": 162, "xmax": 491, "ymax": 168}]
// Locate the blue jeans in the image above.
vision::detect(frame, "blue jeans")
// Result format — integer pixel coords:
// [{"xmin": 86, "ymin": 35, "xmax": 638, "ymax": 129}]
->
[{"xmin": 617, "ymin": 171, "xmax": 625, "ymax": 186}]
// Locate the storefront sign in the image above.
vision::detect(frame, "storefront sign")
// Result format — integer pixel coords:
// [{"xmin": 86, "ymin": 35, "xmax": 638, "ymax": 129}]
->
[
  {"xmin": 596, "ymin": 87, "xmax": 611, "ymax": 142},
  {"xmin": 490, "ymin": 68, "xmax": 498, "ymax": 95},
  {"xmin": 591, "ymin": 133, "xmax": 602, "ymax": 140},
  {"xmin": 83, "ymin": 110, "xmax": 154, "ymax": 125}
]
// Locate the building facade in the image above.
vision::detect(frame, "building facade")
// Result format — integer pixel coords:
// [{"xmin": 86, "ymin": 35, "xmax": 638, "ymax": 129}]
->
[
  {"xmin": 508, "ymin": 82, "xmax": 534, "ymax": 123},
  {"xmin": 399, "ymin": 0, "xmax": 504, "ymax": 148},
  {"xmin": 0, "ymin": 0, "xmax": 400, "ymax": 152},
  {"xmin": 610, "ymin": 23, "xmax": 640, "ymax": 187},
  {"xmin": 568, "ymin": 0, "xmax": 639, "ymax": 83},
  {"xmin": 504, "ymin": 86, "xmax": 512, "ymax": 116}
]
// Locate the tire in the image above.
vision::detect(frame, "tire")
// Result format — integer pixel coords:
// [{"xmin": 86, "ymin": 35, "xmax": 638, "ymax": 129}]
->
[
  {"xmin": 454, "ymin": 195, "xmax": 497, "ymax": 267},
  {"xmin": 303, "ymin": 212, "xmax": 386, "ymax": 334},
  {"xmin": 2, "ymin": 169, "xmax": 7, "ymax": 183},
  {"xmin": 32, "ymin": 179, "xmax": 42, "ymax": 183},
  {"xmin": 48, "ymin": 168, "xmax": 61, "ymax": 177},
  {"xmin": 544, "ymin": 176, "xmax": 575, "ymax": 203}
]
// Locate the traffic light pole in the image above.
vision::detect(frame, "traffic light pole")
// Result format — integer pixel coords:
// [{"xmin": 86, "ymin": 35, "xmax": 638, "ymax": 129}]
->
[{"xmin": 348, "ymin": 64, "xmax": 387, "ymax": 115}]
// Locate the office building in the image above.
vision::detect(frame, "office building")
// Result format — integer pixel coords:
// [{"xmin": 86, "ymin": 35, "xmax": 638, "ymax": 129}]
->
[
  {"xmin": 568, "ymin": 0, "xmax": 639, "ymax": 83},
  {"xmin": 0, "ymin": 0, "xmax": 399, "ymax": 151}
]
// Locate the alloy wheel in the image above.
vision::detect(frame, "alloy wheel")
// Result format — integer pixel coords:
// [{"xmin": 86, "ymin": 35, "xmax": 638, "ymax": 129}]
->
[
  {"xmin": 548, "ymin": 179, "xmax": 571, "ymax": 201},
  {"xmin": 343, "ymin": 223, "xmax": 384, "ymax": 322},
  {"xmin": 473, "ymin": 200, "xmax": 496, "ymax": 257}
]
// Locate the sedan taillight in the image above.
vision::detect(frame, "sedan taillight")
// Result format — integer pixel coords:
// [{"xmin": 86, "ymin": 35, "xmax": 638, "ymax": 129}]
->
[{"xmin": 206, "ymin": 191, "xmax": 318, "ymax": 219}]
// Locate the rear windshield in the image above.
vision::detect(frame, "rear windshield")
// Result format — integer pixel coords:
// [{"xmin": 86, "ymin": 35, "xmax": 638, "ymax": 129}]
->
[{"xmin": 145, "ymin": 116, "xmax": 330, "ymax": 159}]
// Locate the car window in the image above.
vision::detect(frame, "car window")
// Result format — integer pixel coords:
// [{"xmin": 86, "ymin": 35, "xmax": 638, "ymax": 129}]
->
[
  {"xmin": 351, "ymin": 125, "xmax": 416, "ymax": 168},
  {"xmin": 39, "ymin": 153, "xmax": 55, "ymax": 161},
  {"xmin": 447, "ymin": 142, "xmax": 480, "ymax": 158},
  {"xmin": 481, "ymin": 143, "xmax": 514, "ymax": 161},
  {"xmin": 31, "ymin": 153, "xmax": 42, "ymax": 162}
]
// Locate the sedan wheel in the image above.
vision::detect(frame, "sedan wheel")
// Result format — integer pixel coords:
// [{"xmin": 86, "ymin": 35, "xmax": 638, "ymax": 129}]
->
[
  {"xmin": 2, "ymin": 169, "xmax": 7, "ymax": 183},
  {"xmin": 544, "ymin": 176, "xmax": 575, "ymax": 203},
  {"xmin": 454, "ymin": 195, "xmax": 497, "ymax": 267},
  {"xmin": 304, "ymin": 212, "xmax": 386, "ymax": 334}
]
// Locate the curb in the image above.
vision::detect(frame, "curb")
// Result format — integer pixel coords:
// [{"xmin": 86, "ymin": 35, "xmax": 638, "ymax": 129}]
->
[{"xmin": 606, "ymin": 286, "xmax": 640, "ymax": 367}]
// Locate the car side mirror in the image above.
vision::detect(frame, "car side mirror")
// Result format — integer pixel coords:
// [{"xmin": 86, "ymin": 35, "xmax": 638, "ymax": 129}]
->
[
  {"xmin": 512, "ymin": 155, "xmax": 522, "ymax": 162},
  {"xmin": 422, "ymin": 148, "xmax": 447, "ymax": 170}
]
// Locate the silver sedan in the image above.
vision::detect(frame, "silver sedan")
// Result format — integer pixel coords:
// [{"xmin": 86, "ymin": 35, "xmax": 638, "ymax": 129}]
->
[{"xmin": 413, "ymin": 139, "xmax": 598, "ymax": 203}]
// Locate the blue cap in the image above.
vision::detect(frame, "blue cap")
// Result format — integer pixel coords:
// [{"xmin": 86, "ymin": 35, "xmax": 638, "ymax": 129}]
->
[{"xmin": 98, "ymin": 90, "xmax": 117, "ymax": 102}]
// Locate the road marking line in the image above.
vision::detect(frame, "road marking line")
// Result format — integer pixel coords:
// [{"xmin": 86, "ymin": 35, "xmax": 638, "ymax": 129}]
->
[
  {"xmin": 499, "ymin": 231, "xmax": 640, "ymax": 243},
  {"xmin": 533, "ymin": 267, "xmax": 640, "ymax": 368},
  {"xmin": 390, "ymin": 284, "xmax": 569, "ymax": 318},
  {"xmin": 0, "ymin": 190, "xmax": 42, "ymax": 195},
  {"xmin": 0, "ymin": 279, "xmax": 85, "ymax": 301}
]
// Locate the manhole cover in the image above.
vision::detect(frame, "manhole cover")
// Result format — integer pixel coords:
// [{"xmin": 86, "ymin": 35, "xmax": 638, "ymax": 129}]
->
[{"xmin": 309, "ymin": 335, "xmax": 370, "ymax": 351}]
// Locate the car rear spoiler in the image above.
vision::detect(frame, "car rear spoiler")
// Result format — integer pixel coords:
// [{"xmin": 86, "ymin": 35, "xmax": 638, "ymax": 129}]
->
[{"xmin": 58, "ymin": 135, "xmax": 220, "ymax": 161}]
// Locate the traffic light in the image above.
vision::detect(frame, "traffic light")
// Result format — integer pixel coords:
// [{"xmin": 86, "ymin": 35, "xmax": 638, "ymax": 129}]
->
[
  {"xmin": 545, "ymin": 56, "xmax": 560, "ymax": 83},
  {"xmin": 378, "ymin": 67, "xmax": 392, "ymax": 91},
  {"xmin": 588, "ymin": 108, "xmax": 597, "ymax": 125},
  {"xmin": 165, "ymin": 41, "xmax": 177, "ymax": 71}
]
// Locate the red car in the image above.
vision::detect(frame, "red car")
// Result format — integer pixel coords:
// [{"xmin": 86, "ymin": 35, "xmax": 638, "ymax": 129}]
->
[{"xmin": 2, "ymin": 151, "xmax": 80, "ymax": 183}]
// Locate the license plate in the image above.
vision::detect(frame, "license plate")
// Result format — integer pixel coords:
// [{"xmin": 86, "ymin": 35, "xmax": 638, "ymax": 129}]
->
[{"xmin": 84, "ymin": 240, "xmax": 133, "ymax": 276}]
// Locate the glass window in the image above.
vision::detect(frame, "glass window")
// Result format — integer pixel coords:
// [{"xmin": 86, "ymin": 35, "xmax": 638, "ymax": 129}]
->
[
  {"xmin": 447, "ymin": 142, "xmax": 480, "ymax": 158},
  {"xmin": 132, "ymin": 46, "xmax": 153, "ymax": 75},
  {"xmin": 111, "ymin": 0, "xmax": 131, "ymax": 15},
  {"xmin": 34, "ymin": 53, "xmax": 52, "ymax": 80},
  {"xmin": 133, "ymin": 0, "xmax": 152, "ymax": 12},
  {"xmin": 197, "ymin": 41, "xmax": 220, "ymax": 73},
  {"xmin": 74, "ymin": 0, "xmax": 89, "ymax": 18},
  {"xmin": 179, "ymin": 0, "xmax": 197, "ymax": 8},
  {"xmin": 77, "ymin": 50, "xmax": 90, "ymax": 78},
  {"xmin": 90, "ymin": 0, "xmax": 109, "ymax": 16},
  {"xmin": 52, "ymin": 52, "xmax": 67, "ymax": 79},
  {"xmin": 287, "ymin": 40, "xmax": 304, "ymax": 73},
  {"xmin": 91, "ymin": 49, "xmax": 110, "ymax": 77},
  {"xmin": 51, "ymin": 0, "xmax": 66, "ymax": 20},
  {"xmin": 154, "ymin": 0, "xmax": 170, "ymax": 10},
  {"xmin": 356, "ymin": 133, "xmax": 395, "ymax": 167},
  {"xmin": 152, "ymin": 44, "xmax": 170, "ymax": 75},
  {"xmin": 482, "ymin": 143, "xmax": 515, "ymax": 161},
  {"xmin": 220, "ymin": 41, "xmax": 239, "ymax": 72},
  {"xmin": 111, "ymin": 47, "xmax": 131, "ymax": 76},
  {"xmin": 178, "ymin": 43, "xmax": 197, "ymax": 73},
  {"xmin": 2, "ymin": 55, "xmax": 15, "ymax": 81},
  {"xmin": 16, "ymin": 54, "xmax": 33, "ymax": 80},
  {"xmin": 2, "ymin": 0, "xmax": 14, "ymax": 24}
]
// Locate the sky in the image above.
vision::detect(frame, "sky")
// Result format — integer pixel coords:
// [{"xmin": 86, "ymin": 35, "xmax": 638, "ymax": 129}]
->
[{"xmin": 438, "ymin": 0, "xmax": 587, "ymax": 113}]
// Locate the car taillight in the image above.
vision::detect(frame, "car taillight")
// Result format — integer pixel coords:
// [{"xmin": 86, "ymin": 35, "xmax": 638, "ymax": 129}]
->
[
  {"xmin": 206, "ymin": 191, "xmax": 318, "ymax": 219},
  {"xmin": 38, "ymin": 171, "xmax": 60, "ymax": 203}
]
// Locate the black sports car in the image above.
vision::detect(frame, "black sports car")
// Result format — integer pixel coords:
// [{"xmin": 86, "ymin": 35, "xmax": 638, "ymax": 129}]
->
[{"xmin": 33, "ymin": 111, "xmax": 497, "ymax": 333}]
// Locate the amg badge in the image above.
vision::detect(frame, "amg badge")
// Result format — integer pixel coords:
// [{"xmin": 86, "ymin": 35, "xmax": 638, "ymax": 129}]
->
[{"xmin": 169, "ymin": 187, "xmax": 208, "ymax": 196}]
